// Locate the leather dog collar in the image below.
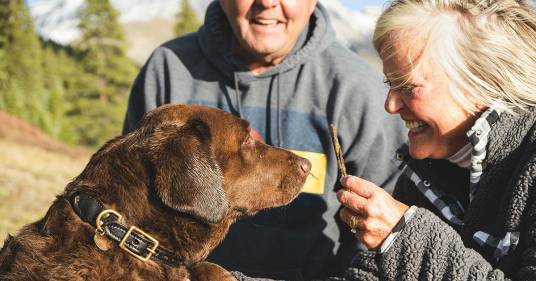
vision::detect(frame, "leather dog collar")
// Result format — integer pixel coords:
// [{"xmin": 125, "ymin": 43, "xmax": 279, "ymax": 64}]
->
[{"xmin": 70, "ymin": 192, "xmax": 183, "ymax": 266}]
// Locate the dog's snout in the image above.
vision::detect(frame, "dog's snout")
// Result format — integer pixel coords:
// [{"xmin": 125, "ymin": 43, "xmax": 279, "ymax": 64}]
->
[{"xmin": 299, "ymin": 158, "xmax": 311, "ymax": 176}]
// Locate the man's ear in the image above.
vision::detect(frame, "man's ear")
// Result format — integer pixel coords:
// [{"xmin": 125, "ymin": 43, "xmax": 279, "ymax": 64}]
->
[{"xmin": 147, "ymin": 119, "xmax": 227, "ymax": 224}]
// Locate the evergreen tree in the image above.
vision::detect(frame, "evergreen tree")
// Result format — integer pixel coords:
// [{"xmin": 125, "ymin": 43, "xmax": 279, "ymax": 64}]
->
[
  {"xmin": 74, "ymin": 0, "xmax": 137, "ymax": 147},
  {"xmin": 41, "ymin": 41, "xmax": 88, "ymax": 144},
  {"xmin": 0, "ymin": 35, "xmax": 6, "ymax": 111},
  {"xmin": 40, "ymin": 44, "xmax": 69, "ymax": 139},
  {"xmin": 0, "ymin": 0, "xmax": 46, "ymax": 127},
  {"xmin": 0, "ymin": 3, "xmax": 7, "ymax": 98},
  {"xmin": 174, "ymin": 0, "xmax": 200, "ymax": 36}
]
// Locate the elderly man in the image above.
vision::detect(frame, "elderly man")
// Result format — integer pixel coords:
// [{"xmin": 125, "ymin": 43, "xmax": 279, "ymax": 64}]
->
[{"xmin": 123, "ymin": 0, "xmax": 405, "ymax": 279}]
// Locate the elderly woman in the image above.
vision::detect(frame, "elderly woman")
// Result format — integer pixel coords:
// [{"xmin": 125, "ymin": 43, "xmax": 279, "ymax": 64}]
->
[{"xmin": 334, "ymin": 0, "xmax": 536, "ymax": 280}]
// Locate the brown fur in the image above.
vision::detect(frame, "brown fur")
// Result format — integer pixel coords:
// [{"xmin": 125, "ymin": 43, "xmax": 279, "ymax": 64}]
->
[{"xmin": 0, "ymin": 104, "xmax": 310, "ymax": 281}]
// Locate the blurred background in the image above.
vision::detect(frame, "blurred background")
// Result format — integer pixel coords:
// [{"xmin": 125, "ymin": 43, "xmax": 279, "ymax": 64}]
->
[{"xmin": 0, "ymin": 0, "xmax": 388, "ymax": 242}]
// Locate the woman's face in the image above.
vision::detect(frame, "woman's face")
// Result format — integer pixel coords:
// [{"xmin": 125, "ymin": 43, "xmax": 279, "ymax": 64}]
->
[{"xmin": 382, "ymin": 38, "xmax": 478, "ymax": 160}]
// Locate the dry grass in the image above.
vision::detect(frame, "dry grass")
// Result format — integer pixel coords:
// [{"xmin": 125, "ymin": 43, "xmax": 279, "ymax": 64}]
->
[{"xmin": 0, "ymin": 113, "xmax": 92, "ymax": 242}]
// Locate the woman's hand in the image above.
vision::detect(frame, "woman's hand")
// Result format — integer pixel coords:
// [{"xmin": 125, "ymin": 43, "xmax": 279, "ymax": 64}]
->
[{"xmin": 337, "ymin": 175, "xmax": 409, "ymax": 250}]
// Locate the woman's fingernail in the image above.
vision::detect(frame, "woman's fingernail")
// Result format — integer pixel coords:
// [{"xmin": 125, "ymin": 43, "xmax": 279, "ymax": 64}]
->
[{"xmin": 341, "ymin": 175, "xmax": 355, "ymax": 187}]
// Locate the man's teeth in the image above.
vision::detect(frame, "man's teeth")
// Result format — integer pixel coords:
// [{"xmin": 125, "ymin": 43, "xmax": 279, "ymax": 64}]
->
[
  {"xmin": 254, "ymin": 19, "xmax": 278, "ymax": 25},
  {"xmin": 405, "ymin": 120, "xmax": 428, "ymax": 132}
]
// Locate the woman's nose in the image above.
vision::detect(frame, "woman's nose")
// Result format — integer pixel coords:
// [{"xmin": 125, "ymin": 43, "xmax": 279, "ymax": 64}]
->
[{"xmin": 384, "ymin": 90, "xmax": 404, "ymax": 114}]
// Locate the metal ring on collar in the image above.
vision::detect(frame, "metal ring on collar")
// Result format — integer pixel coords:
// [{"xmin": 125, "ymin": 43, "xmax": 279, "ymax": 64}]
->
[{"xmin": 95, "ymin": 209, "xmax": 122, "ymax": 234}]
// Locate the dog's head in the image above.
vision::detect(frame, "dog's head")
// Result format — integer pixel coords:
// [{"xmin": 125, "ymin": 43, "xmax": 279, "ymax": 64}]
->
[{"xmin": 136, "ymin": 104, "xmax": 310, "ymax": 224}]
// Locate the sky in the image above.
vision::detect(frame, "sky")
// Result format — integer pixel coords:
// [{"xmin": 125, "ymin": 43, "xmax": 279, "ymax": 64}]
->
[
  {"xmin": 26, "ymin": 0, "xmax": 388, "ymax": 11},
  {"xmin": 340, "ymin": 0, "xmax": 387, "ymax": 10}
]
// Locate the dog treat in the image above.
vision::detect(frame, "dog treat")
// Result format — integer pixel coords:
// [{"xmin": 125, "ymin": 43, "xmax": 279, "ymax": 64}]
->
[{"xmin": 329, "ymin": 124, "xmax": 347, "ymax": 178}]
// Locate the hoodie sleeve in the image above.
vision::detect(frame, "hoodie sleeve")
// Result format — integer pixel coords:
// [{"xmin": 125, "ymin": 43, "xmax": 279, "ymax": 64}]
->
[{"xmin": 324, "ymin": 46, "xmax": 408, "ymax": 275}]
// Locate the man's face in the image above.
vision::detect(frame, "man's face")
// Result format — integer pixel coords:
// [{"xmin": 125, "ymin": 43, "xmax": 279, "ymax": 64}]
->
[{"xmin": 219, "ymin": 0, "xmax": 317, "ymax": 65}]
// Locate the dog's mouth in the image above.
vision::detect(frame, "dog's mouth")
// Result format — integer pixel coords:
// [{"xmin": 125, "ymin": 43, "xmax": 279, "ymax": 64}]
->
[
  {"xmin": 263, "ymin": 178, "xmax": 305, "ymax": 212},
  {"xmin": 232, "ymin": 187, "xmax": 302, "ymax": 217}
]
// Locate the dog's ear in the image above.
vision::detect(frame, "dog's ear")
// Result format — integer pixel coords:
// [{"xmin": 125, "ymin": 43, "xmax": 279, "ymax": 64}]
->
[{"xmin": 147, "ymin": 118, "xmax": 227, "ymax": 224}]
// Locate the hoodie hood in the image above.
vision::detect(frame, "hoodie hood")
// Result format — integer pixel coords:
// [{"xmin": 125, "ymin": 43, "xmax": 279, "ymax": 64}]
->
[{"xmin": 198, "ymin": 1, "xmax": 336, "ymax": 81}]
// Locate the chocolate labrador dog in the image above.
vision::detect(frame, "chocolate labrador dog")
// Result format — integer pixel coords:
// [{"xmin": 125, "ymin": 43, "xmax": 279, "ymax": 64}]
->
[{"xmin": 0, "ymin": 104, "xmax": 311, "ymax": 281}]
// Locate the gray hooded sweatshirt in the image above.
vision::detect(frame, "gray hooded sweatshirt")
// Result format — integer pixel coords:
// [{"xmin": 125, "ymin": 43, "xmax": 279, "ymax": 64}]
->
[{"xmin": 123, "ymin": 1, "xmax": 406, "ymax": 280}]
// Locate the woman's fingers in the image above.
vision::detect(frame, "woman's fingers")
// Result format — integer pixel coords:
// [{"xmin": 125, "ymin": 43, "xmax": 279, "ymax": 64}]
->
[
  {"xmin": 340, "ymin": 207, "xmax": 365, "ymax": 230},
  {"xmin": 338, "ymin": 175, "xmax": 410, "ymax": 249},
  {"xmin": 340, "ymin": 175, "xmax": 384, "ymax": 198},
  {"xmin": 338, "ymin": 175, "xmax": 386, "ymax": 215},
  {"xmin": 337, "ymin": 189, "xmax": 368, "ymax": 214}
]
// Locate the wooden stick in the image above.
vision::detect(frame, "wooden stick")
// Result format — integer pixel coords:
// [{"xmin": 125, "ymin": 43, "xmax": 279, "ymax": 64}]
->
[{"xmin": 329, "ymin": 124, "xmax": 347, "ymax": 178}]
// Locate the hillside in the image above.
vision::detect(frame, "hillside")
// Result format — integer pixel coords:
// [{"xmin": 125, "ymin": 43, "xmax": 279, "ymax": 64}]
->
[{"xmin": 0, "ymin": 112, "xmax": 92, "ymax": 242}]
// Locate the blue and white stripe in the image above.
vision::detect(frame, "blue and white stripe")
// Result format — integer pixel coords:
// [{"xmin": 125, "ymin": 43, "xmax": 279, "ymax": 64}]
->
[
  {"xmin": 473, "ymin": 231, "xmax": 520, "ymax": 261},
  {"xmin": 466, "ymin": 103, "xmax": 505, "ymax": 202},
  {"xmin": 404, "ymin": 168, "xmax": 464, "ymax": 226},
  {"xmin": 380, "ymin": 205, "xmax": 417, "ymax": 253}
]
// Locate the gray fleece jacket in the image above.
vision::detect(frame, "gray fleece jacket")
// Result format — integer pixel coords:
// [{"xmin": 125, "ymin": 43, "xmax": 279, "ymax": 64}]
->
[{"xmin": 123, "ymin": 1, "xmax": 406, "ymax": 279}]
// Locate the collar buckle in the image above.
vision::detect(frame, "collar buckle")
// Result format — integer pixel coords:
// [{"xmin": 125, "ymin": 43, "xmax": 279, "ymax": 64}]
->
[{"xmin": 119, "ymin": 225, "xmax": 160, "ymax": 262}]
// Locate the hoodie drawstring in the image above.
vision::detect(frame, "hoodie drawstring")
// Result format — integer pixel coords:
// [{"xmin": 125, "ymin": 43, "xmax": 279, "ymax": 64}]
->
[
  {"xmin": 276, "ymin": 74, "xmax": 283, "ymax": 147},
  {"xmin": 233, "ymin": 72, "xmax": 244, "ymax": 119}
]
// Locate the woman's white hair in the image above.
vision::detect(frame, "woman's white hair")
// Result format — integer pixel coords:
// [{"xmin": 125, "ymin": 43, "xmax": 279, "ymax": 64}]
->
[{"xmin": 373, "ymin": 0, "xmax": 536, "ymax": 113}]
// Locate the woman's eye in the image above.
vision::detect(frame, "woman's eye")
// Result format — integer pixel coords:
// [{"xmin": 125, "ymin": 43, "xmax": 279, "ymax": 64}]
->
[
  {"xmin": 384, "ymin": 78, "xmax": 415, "ymax": 95},
  {"xmin": 399, "ymin": 85, "xmax": 415, "ymax": 95}
]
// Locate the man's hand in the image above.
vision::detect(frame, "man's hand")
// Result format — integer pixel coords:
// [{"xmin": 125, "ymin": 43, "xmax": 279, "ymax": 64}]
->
[{"xmin": 337, "ymin": 175, "xmax": 409, "ymax": 249}]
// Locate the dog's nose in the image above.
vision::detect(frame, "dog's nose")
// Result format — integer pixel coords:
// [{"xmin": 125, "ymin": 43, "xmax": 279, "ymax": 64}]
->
[{"xmin": 299, "ymin": 159, "xmax": 311, "ymax": 176}]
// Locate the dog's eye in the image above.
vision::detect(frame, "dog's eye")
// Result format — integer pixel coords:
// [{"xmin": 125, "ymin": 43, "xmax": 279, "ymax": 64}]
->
[{"xmin": 243, "ymin": 134, "xmax": 255, "ymax": 146}]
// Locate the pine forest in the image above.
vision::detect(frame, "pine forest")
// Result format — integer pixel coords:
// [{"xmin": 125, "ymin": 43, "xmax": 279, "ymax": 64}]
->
[{"xmin": 0, "ymin": 0, "xmax": 200, "ymax": 147}]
